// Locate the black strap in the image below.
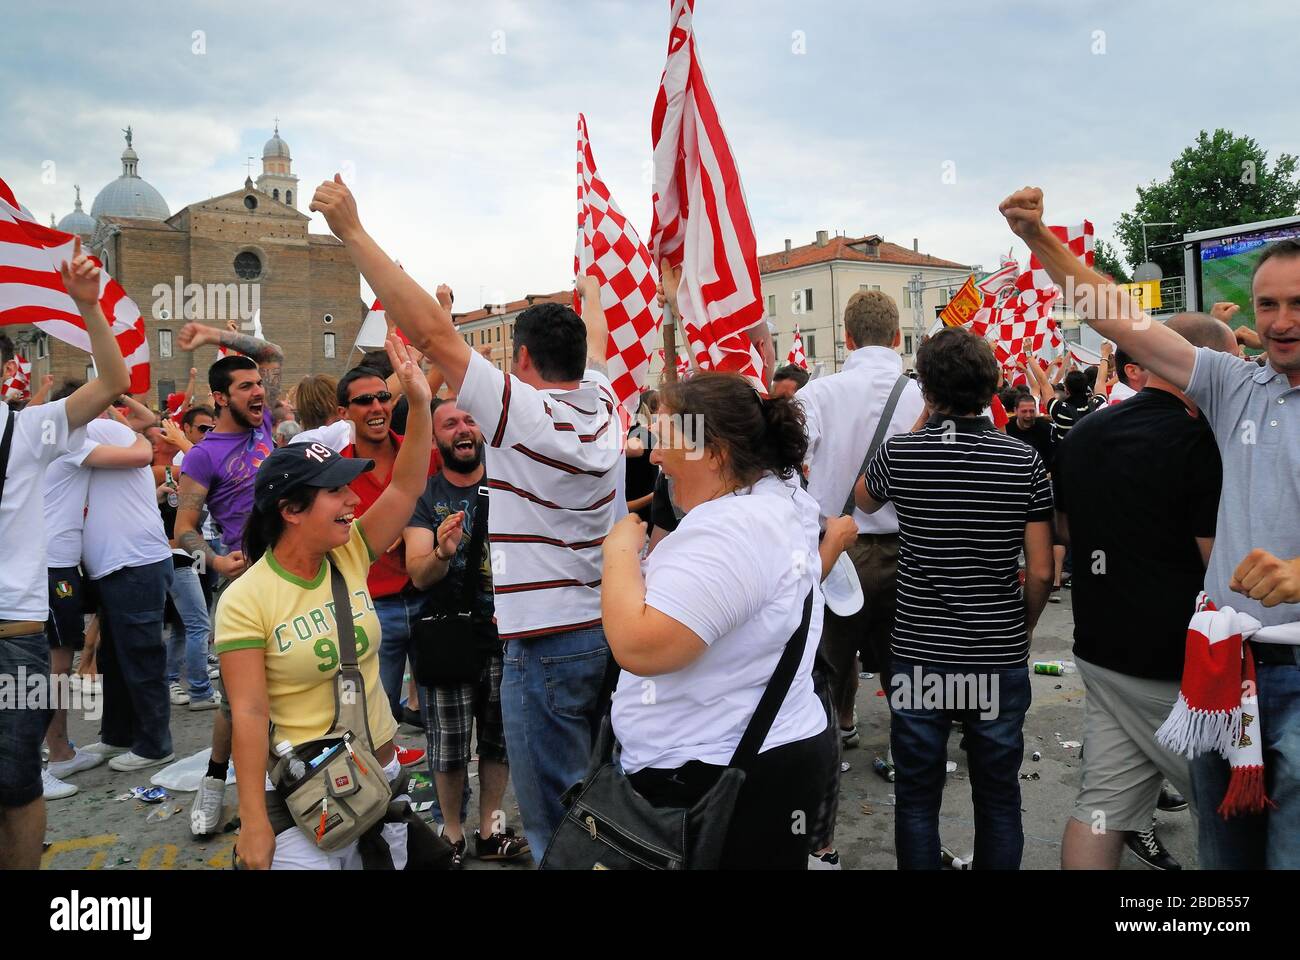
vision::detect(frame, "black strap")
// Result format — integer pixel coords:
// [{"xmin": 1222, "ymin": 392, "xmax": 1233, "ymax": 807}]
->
[
  {"xmin": 328, "ymin": 560, "xmax": 359, "ymax": 667},
  {"xmin": 842, "ymin": 373, "xmax": 909, "ymax": 516},
  {"xmin": 0, "ymin": 405, "xmax": 15, "ymax": 515},
  {"xmin": 728, "ymin": 589, "xmax": 815, "ymax": 772},
  {"xmin": 454, "ymin": 486, "xmax": 490, "ymax": 615}
]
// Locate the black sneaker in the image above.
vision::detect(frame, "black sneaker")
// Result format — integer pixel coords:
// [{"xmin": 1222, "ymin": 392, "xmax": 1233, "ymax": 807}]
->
[
  {"xmin": 448, "ymin": 836, "xmax": 466, "ymax": 870},
  {"xmin": 474, "ymin": 827, "xmax": 531, "ymax": 862},
  {"xmin": 399, "ymin": 706, "xmax": 425, "ymax": 732},
  {"xmin": 1125, "ymin": 825, "xmax": 1181, "ymax": 870},
  {"xmin": 1157, "ymin": 784, "xmax": 1189, "ymax": 813}
]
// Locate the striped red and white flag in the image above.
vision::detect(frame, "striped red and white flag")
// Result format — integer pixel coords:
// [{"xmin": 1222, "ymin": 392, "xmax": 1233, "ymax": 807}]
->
[
  {"xmin": 574, "ymin": 113, "xmax": 662, "ymax": 415},
  {"xmin": 649, "ymin": 0, "xmax": 766, "ymax": 392},
  {"xmin": 787, "ymin": 324, "xmax": 808, "ymax": 370},
  {"xmin": 0, "ymin": 177, "xmax": 150, "ymax": 393}
]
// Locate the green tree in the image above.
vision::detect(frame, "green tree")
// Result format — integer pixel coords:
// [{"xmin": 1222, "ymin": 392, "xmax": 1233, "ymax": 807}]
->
[
  {"xmin": 1115, "ymin": 129, "xmax": 1300, "ymax": 278},
  {"xmin": 1093, "ymin": 238, "xmax": 1131, "ymax": 283}
]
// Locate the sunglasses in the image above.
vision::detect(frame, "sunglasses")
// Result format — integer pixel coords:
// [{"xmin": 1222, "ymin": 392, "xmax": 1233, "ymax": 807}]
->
[
  {"xmin": 196, "ymin": 424, "xmax": 215, "ymax": 434},
  {"xmin": 348, "ymin": 391, "xmax": 393, "ymax": 406}
]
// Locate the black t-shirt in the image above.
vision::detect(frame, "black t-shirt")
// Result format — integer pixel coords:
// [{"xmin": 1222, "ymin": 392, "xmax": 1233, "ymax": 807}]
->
[
  {"xmin": 1005, "ymin": 417, "xmax": 1055, "ymax": 472},
  {"xmin": 625, "ymin": 424, "xmax": 658, "ymax": 523},
  {"xmin": 1054, "ymin": 388, "xmax": 1222, "ymax": 681},
  {"xmin": 649, "ymin": 472, "xmax": 681, "ymax": 534},
  {"xmin": 408, "ymin": 471, "xmax": 494, "ymax": 621}
]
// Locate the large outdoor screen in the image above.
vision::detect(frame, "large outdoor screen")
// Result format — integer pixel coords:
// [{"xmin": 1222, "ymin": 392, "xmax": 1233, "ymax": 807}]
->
[{"xmin": 1197, "ymin": 221, "xmax": 1300, "ymax": 328}]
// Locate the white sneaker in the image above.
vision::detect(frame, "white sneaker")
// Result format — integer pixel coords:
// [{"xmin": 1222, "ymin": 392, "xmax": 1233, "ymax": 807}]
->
[
  {"xmin": 170, "ymin": 681, "xmax": 191, "ymax": 705},
  {"xmin": 207, "ymin": 665, "xmax": 221, "ymax": 680},
  {"xmin": 81, "ymin": 741, "xmax": 129, "ymax": 759},
  {"xmin": 46, "ymin": 748, "xmax": 105, "ymax": 779},
  {"xmin": 191, "ymin": 776, "xmax": 227, "ymax": 836},
  {"xmin": 108, "ymin": 750, "xmax": 175, "ymax": 772},
  {"xmin": 808, "ymin": 849, "xmax": 842, "ymax": 870},
  {"xmin": 189, "ymin": 690, "xmax": 222, "ymax": 711},
  {"xmin": 42, "ymin": 768, "xmax": 78, "ymax": 800}
]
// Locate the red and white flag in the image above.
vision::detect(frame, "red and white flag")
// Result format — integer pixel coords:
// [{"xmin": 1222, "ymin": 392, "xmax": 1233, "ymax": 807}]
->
[
  {"xmin": 2, "ymin": 351, "xmax": 31, "ymax": 400},
  {"xmin": 787, "ymin": 324, "xmax": 808, "ymax": 370},
  {"xmin": 0, "ymin": 177, "xmax": 150, "ymax": 393},
  {"xmin": 649, "ymin": 0, "xmax": 766, "ymax": 392},
  {"xmin": 574, "ymin": 113, "xmax": 662, "ymax": 414}
]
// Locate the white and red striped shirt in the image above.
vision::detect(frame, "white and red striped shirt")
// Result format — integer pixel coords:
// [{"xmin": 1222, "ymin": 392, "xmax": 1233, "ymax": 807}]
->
[{"xmin": 457, "ymin": 350, "xmax": 622, "ymax": 641}]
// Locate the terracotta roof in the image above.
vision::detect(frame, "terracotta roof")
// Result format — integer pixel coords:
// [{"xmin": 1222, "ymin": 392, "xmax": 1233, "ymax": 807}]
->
[
  {"xmin": 758, "ymin": 235, "xmax": 969, "ymax": 274},
  {"xmin": 452, "ymin": 290, "xmax": 571, "ymax": 325}
]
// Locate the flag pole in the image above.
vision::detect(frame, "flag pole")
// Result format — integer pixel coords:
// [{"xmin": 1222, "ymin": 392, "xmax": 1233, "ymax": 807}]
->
[{"xmin": 661, "ymin": 301, "xmax": 679, "ymax": 383}]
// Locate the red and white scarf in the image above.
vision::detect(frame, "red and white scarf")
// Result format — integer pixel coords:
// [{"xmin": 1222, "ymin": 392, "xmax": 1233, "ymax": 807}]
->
[{"xmin": 1156, "ymin": 593, "xmax": 1292, "ymax": 817}]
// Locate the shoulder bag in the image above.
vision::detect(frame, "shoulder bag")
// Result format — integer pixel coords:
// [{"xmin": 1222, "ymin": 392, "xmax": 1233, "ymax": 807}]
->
[{"xmin": 540, "ymin": 589, "xmax": 815, "ymax": 870}]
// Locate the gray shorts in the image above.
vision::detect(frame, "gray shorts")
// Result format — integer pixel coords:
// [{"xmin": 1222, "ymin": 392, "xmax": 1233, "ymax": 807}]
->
[
  {"xmin": 0, "ymin": 629, "xmax": 52, "ymax": 808},
  {"xmin": 1072, "ymin": 656, "xmax": 1194, "ymax": 833}
]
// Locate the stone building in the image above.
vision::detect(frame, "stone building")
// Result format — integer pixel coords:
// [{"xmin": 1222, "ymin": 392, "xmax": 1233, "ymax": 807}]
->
[{"xmin": 5, "ymin": 127, "xmax": 362, "ymax": 408}]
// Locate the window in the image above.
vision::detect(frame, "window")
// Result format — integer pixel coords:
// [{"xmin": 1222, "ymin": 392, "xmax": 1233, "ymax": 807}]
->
[
  {"xmin": 323, "ymin": 313, "xmax": 334, "ymax": 324},
  {"xmin": 243, "ymin": 195, "xmax": 257, "ymax": 211},
  {"xmin": 791, "ymin": 288, "xmax": 813, "ymax": 314},
  {"xmin": 324, "ymin": 332, "xmax": 336, "ymax": 359},
  {"xmin": 272, "ymin": 188, "xmax": 280, "ymax": 201},
  {"xmin": 767, "ymin": 294, "xmax": 776, "ymax": 316},
  {"xmin": 496, "ymin": 328, "xmax": 501, "ymax": 342},
  {"xmin": 859, "ymin": 284, "xmax": 881, "ymax": 291},
  {"xmin": 234, "ymin": 251, "xmax": 262, "ymax": 279},
  {"xmin": 159, "ymin": 329, "xmax": 173, "ymax": 359},
  {"xmin": 285, "ymin": 190, "xmax": 292, "ymax": 205},
  {"xmin": 903, "ymin": 288, "xmax": 913, "ymax": 308},
  {"xmin": 904, "ymin": 335, "xmax": 914, "ymax": 354},
  {"xmin": 804, "ymin": 333, "xmax": 816, "ymax": 357},
  {"xmin": 938, "ymin": 287, "xmax": 950, "ymax": 306},
  {"xmin": 34, "ymin": 336, "xmax": 48, "ymax": 360},
  {"xmin": 872, "ymin": 284, "xmax": 881, "ymax": 291},
  {"xmin": 85, "ymin": 363, "xmax": 96, "ymax": 381},
  {"xmin": 157, "ymin": 380, "xmax": 175, "ymax": 409}
]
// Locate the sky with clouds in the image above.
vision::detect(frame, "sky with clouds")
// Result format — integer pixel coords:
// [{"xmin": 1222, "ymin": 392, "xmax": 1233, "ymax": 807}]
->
[{"xmin": 4, "ymin": 0, "xmax": 1297, "ymax": 307}]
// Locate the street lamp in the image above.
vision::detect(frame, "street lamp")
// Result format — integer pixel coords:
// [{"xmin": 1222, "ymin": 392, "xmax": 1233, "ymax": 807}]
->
[{"xmin": 1138, "ymin": 222, "xmax": 1179, "ymax": 280}]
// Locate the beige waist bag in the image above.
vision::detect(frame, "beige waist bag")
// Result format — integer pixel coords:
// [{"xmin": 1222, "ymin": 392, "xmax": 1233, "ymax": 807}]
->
[{"xmin": 267, "ymin": 561, "xmax": 392, "ymax": 853}]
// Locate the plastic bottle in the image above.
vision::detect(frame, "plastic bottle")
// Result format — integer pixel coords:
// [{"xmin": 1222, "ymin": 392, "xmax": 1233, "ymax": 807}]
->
[{"xmin": 276, "ymin": 741, "xmax": 307, "ymax": 780}]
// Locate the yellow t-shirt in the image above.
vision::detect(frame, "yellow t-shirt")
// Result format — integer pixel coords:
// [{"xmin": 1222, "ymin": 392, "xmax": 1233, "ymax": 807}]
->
[{"xmin": 214, "ymin": 522, "xmax": 398, "ymax": 748}]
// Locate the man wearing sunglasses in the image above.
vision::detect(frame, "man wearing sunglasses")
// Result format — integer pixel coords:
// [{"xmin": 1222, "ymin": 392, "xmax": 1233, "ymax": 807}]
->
[{"xmin": 337, "ymin": 366, "xmax": 441, "ymax": 724}]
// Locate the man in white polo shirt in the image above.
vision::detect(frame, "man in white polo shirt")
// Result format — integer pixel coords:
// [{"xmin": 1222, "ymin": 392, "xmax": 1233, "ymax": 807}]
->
[
  {"xmin": 0, "ymin": 247, "xmax": 131, "ymax": 869},
  {"xmin": 796, "ymin": 289, "xmax": 924, "ymax": 868},
  {"xmin": 309, "ymin": 175, "xmax": 621, "ymax": 861}
]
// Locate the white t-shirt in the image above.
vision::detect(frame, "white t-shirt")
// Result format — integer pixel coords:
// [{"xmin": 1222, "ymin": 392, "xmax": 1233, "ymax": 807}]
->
[
  {"xmin": 456, "ymin": 350, "xmax": 622, "ymax": 640},
  {"xmin": 291, "ymin": 420, "xmax": 353, "ymax": 453},
  {"xmin": 0, "ymin": 399, "xmax": 82, "ymax": 619},
  {"xmin": 82, "ymin": 419, "xmax": 170, "ymax": 579},
  {"xmin": 44, "ymin": 439, "xmax": 96, "ymax": 568},
  {"xmin": 611, "ymin": 473, "xmax": 828, "ymax": 773}
]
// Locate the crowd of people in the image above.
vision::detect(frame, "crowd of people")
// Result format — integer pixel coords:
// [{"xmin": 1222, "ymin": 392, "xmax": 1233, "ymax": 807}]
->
[{"xmin": 0, "ymin": 185, "xmax": 1296, "ymax": 871}]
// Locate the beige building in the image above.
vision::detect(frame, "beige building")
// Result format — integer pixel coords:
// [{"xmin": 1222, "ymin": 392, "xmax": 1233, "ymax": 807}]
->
[
  {"xmin": 3, "ymin": 128, "xmax": 362, "ymax": 407},
  {"xmin": 759, "ymin": 231, "xmax": 972, "ymax": 373}
]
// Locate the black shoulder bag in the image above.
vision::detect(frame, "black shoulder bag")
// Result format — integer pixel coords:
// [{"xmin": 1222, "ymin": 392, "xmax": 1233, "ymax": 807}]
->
[
  {"xmin": 540, "ymin": 589, "xmax": 815, "ymax": 870},
  {"xmin": 413, "ymin": 486, "xmax": 490, "ymax": 687}
]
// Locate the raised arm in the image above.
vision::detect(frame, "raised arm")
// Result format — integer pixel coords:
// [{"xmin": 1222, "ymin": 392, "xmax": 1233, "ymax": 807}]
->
[
  {"xmin": 359, "ymin": 337, "xmax": 433, "ymax": 552},
  {"xmin": 577, "ymin": 274, "xmax": 610, "ymax": 374},
  {"xmin": 177, "ymin": 322, "xmax": 286, "ymax": 409},
  {"xmin": 404, "ymin": 512, "xmax": 462, "ymax": 591},
  {"xmin": 310, "ymin": 176, "xmax": 472, "ymax": 392},
  {"xmin": 119, "ymin": 394, "xmax": 158, "ymax": 432},
  {"xmin": 82, "ymin": 433, "xmax": 152, "ymax": 469},
  {"xmin": 175, "ymin": 475, "xmax": 245, "ymax": 578},
  {"xmin": 60, "ymin": 240, "xmax": 132, "ymax": 429},
  {"xmin": 28, "ymin": 374, "xmax": 54, "ymax": 407},
  {"xmin": 1000, "ymin": 187, "xmax": 1196, "ymax": 390}
]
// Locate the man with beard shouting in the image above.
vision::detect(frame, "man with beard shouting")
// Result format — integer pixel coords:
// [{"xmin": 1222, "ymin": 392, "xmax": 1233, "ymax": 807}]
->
[{"xmin": 403, "ymin": 398, "xmax": 528, "ymax": 867}]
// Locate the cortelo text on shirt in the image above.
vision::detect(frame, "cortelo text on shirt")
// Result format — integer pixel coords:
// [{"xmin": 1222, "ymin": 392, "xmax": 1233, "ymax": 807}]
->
[
  {"xmin": 0, "ymin": 398, "xmax": 82, "ymax": 619},
  {"xmin": 454, "ymin": 349, "xmax": 622, "ymax": 640},
  {"xmin": 796, "ymin": 345, "xmax": 925, "ymax": 534}
]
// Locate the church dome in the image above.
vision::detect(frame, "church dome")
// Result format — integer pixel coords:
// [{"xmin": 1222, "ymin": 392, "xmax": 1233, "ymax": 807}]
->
[
  {"xmin": 58, "ymin": 186, "xmax": 96, "ymax": 236},
  {"xmin": 91, "ymin": 128, "xmax": 170, "ymax": 221},
  {"xmin": 263, "ymin": 126, "xmax": 291, "ymax": 161}
]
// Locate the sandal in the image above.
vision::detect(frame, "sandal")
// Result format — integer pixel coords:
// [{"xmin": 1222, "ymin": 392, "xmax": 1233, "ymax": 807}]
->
[{"xmin": 474, "ymin": 827, "xmax": 532, "ymax": 861}]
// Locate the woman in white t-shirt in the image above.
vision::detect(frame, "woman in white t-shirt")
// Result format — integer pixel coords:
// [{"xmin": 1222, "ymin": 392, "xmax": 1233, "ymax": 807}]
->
[{"xmin": 601, "ymin": 372, "xmax": 831, "ymax": 870}]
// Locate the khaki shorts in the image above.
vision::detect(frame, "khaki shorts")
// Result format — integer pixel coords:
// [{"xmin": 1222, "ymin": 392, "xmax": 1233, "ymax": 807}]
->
[{"xmin": 1072, "ymin": 656, "xmax": 1194, "ymax": 833}]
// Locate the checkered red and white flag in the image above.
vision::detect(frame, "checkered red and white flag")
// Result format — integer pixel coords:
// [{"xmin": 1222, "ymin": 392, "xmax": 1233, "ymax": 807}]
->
[
  {"xmin": 787, "ymin": 324, "xmax": 808, "ymax": 370},
  {"xmin": 574, "ymin": 114, "xmax": 662, "ymax": 414},
  {"xmin": 0, "ymin": 177, "xmax": 150, "ymax": 393},
  {"xmin": 649, "ymin": 0, "xmax": 766, "ymax": 392},
  {"xmin": 1, "ymin": 351, "xmax": 31, "ymax": 400}
]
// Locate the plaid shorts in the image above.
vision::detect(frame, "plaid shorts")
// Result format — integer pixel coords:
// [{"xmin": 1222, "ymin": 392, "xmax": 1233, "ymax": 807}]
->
[{"xmin": 421, "ymin": 653, "xmax": 508, "ymax": 772}]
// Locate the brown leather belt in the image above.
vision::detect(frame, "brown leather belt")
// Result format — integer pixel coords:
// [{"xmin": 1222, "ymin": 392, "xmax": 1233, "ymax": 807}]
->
[{"xmin": 0, "ymin": 620, "xmax": 44, "ymax": 639}]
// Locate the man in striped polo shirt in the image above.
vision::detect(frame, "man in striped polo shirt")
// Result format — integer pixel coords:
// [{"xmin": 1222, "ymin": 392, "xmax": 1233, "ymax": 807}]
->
[
  {"xmin": 854, "ymin": 326, "xmax": 1056, "ymax": 869},
  {"xmin": 310, "ymin": 176, "xmax": 620, "ymax": 862}
]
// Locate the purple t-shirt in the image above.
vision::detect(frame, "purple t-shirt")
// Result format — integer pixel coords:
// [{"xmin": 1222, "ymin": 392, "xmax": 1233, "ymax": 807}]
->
[{"xmin": 180, "ymin": 409, "xmax": 274, "ymax": 549}]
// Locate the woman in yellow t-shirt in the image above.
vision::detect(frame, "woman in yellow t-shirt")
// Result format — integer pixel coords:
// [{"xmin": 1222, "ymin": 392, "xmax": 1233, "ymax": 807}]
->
[{"xmin": 217, "ymin": 336, "xmax": 431, "ymax": 870}]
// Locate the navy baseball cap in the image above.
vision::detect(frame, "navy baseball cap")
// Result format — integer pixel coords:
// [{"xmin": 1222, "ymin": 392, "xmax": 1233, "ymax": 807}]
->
[{"xmin": 254, "ymin": 442, "xmax": 373, "ymax": 511}]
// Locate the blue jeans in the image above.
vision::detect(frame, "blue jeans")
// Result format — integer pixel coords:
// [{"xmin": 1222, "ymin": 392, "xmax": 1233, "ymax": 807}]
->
[
  {"xmin": 500, "ymin": 626, "xmax": 609, "ymax": 861},
  {"xmin": 94, "ymin": 560, "xmax": 174, "ymax": 759},
  {"xmin": 165, "ymin": 563, "xmax": 214, "ymax": 700},
  {"xmin": 375, "ymin": 590, "xmax": 422, "ymax": 719},
  {"xmin": 1191, "ymin": 662, "xmax": 1300, "ymax": 869},
  {"xmin": 889, "ymin": 659, "xmax": 1031, "ymax": 870},
  {"xmin": 0, "ymin": 629, "xmax": 52, "ymax": 807}
]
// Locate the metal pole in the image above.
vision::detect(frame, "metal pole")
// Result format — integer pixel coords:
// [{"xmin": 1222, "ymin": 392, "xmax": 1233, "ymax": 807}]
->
[
  {"xmin": 910, "ymin": 273, "xmax": 925, "ymax": 366},
  {"xmin": 661, "ymin": 302, "xmax": 678, "ymax": 383}
]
